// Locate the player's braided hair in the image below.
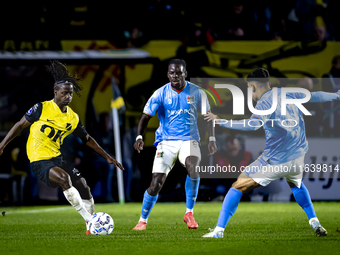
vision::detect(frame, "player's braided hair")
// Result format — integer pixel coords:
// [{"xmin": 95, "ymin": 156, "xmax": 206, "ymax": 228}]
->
[
  {"xmin": 168, "ymin": 59, "xmax": 187, "ymax": 70},
  {"xmin": 247, "ymin": 67, "xmax": 270, "ymax": 85},
  {"xmin": 46, "ymin": 60, "xmax": 83, "ymax": 96}
]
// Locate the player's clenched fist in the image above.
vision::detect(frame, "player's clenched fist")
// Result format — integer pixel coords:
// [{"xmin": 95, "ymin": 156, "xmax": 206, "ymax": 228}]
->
[{"xmin": 134, "ymin": 139, "xmax": 144, "ymax": 153}]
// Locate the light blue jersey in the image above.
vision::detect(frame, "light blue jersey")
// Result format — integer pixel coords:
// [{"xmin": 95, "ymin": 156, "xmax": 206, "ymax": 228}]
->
[
  {"xmin": 143, "ymin": 81, "xmax": 210, "ymax": 146},
  {"xmin": 250, "ymin": 88, "xmax": 308, "ymax": 164},
  {"xmin": 219, "ymin": 89, "xmax": 340, "ymax": 165}
]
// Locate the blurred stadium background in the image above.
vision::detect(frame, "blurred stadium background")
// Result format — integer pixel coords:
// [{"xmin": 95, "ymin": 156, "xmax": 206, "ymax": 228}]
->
[{"xmin": 0, "ymin": 0, "xmax": 340, "ymax": 206}]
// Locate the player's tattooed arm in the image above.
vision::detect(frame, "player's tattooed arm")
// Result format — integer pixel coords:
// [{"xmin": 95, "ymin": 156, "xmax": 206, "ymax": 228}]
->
[
  {"xmin": 0, "ymin": 116, "xmax": 31, "ymax": 156},
  {"xmin": 134, "ymin": 113, "xmax": 152, "ymax": 153},
  {"xmin": 84, "ymin": 134, "xmax": 124, "ymax": 170}
]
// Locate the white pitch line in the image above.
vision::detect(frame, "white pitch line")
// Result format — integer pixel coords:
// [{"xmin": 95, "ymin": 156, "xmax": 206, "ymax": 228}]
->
[{"xmin": 5, "ymin": 206, "xmax": 73, "ymax": 214}]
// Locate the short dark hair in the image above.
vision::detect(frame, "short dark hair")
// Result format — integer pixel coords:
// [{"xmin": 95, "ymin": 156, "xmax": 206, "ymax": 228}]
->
[
  {"xmin": 168, "ymin": 59, "xmax": 186, "ymax": 70},
  {"xmin": 247, "ymin": 67, "xmax": 270, "ymax": 85},
  {"xmin": 46, "ymin": 60, "xmax": 83, "ymax": 96}
]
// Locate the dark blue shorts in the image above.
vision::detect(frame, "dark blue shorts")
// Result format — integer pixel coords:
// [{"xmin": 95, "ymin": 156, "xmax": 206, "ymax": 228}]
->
[{"xmin": 30, "ymin": 155, "xmax": 83, "ymax": 188}]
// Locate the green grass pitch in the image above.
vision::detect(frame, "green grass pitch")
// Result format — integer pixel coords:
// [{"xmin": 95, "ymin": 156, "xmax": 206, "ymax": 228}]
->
[{"xmin": 0, "ymin": 202, "xmax": 339, "ymax": 255}]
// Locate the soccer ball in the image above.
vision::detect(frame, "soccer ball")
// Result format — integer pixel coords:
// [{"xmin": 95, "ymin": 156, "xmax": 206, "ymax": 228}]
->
[{"xmin": 89, "ymin": 212, "xmax": 114, "ymax": 235}]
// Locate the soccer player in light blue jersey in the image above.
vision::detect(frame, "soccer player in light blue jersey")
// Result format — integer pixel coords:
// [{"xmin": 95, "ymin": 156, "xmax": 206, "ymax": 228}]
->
[
  {"xmin": 132, "ymin": 59, "xmax": 217, "ymax": 230},
  {"xmin": 202, "ymin": 68, "xmax": 340, "ymax": 238}
]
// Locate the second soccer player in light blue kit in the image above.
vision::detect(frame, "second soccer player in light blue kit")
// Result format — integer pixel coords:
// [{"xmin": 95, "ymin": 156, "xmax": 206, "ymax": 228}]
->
[
  {"xmin": 133, "ymin": 59, "xmax": 217, "ymax": 230},
  {"xmin": 203, "ymin": 68, "xmax": 340, "ymax": 238}
]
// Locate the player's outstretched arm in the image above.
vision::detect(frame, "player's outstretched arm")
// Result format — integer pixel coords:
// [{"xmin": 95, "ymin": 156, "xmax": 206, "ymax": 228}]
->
[
  {"xmin": 84, "ymin": 134, "xmax": 124, "ymax": 170},
  {"xmin": 134, "ymin": 113, "xmax": 152, "ymax": 153},
  {"xmin": 309, "ymin": 91, "xmax": 340, "ymax": 103},
  {"xmin": 0, "ymin": 116, "xmax": 31, "ymax": 156}
]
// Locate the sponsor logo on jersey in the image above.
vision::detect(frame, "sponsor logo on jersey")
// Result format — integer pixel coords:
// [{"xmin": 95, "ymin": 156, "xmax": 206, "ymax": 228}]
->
[
  {"xmin": 66, "ymin": 123, "xmax": 72, "ymax": 131},
  {"xmin": 156, "ymin": 151, "xmax": 164, "ymax": 158},
  {"xmin": 187, "ymin": 96, "xmax": 195, "ymax": 104},
  {"xmin": 26, "ymin": 104, "xmax": 38, "ymax": 115},
  {"xmin": 167, "ymin": 108, "xmax": 192, "ymax": 117},
  {"xmin": 167, "ymin": 98, "xmax": 172, "ymax": 104},
  {"xmin": 26, "ymin": 108, "xmax": 33, "ymax": 115}
]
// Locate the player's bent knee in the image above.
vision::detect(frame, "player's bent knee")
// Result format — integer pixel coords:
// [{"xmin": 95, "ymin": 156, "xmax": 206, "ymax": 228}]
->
[
  {"xmin": 231, "ymin": 181, "xmax": 244, "ymax": 192},
  {"xmin": 149, "ymin": 183, "xmax": 162, "ymax": 195},
  {"xmin": 185, "ymin": 157, "xmax": 200, "ymax": 179},
  {"xmin": 231, "ymin": 173, "xmax": 257, "ymax": 193},
  {"xmin": 58, "ymin": 173, "xmax": 72, "ymax": 189},
  {"xmin": 185, "ymin": 156, "xmax": 200, "ymax": 170},
  {"xmin": 148, "ymin": 173, "xmax": 166, "ymax": 195},
  {"xmin": 148, "ymin": 180, "xmax": 164, "ymax": 196}
]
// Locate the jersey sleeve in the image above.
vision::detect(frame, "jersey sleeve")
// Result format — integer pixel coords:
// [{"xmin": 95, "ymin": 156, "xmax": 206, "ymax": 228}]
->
[
  {"xmin": 290, "ymin": 92, "xmax": 309, "ymax": 99},
  {"xmin": 285, "ymin": 91, "xmax": 339, "ymax": 103},
  {"xmin": 143, "ymin": 90, "xmax": 161, "ymax": 117},
  {"xmin": 198, "ymin": 90, "xmax": 211, "ymax": 113},
  {"xmin": 310, "ymin": 91, "xmax": 340, "ymax": 103},
  {"xmin": 25, "ymin": 103, "xmax": 42, "ymax": 123},
  {"xmin": 250, "ymin": 99, "xmax": 272, "ymax": 123},
  {"xmin": 72, "ymin": 119, "xmax": 88, "ymax": 142}
]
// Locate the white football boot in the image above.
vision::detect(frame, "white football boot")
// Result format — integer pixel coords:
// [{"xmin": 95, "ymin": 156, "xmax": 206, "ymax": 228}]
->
[
  {"xmin": 202, "ymin": 228, "xmax": 224, "ymax": 238},
  {"xmin": 309, "ymin": 218, "xmax": 327, "ymax": 237}
]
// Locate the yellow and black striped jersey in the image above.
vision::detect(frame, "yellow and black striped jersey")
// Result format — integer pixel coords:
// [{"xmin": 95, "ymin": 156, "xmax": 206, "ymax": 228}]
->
[{"xmin": 25, "ymin": 99, "xmax": 88, "ymax": 162}]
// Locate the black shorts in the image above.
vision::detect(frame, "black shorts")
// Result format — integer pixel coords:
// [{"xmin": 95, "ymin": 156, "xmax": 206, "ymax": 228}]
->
[{"xmin": 30, "ymin": 155, "xmax": 84, "ymax": 188}]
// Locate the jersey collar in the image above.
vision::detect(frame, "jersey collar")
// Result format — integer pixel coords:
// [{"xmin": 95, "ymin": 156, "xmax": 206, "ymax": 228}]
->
[
  {"xmin": 171, "ymin": 81, "xmax": 187, "ymax": 94},
  {"xmin": 52, "ymin": 99, "xmax": 68, "ymax": 113},
  {"xmin": 259, "ymin": 88, "xmax": 271, "ymax": 100}
]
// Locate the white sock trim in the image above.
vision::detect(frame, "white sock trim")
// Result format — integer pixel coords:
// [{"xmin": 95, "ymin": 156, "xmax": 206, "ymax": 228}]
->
[
  {"xmin": 139, "ymin": 217, "xmax": 148, "ymax": 223},
  {"xmin": 215, "ymin": 226, "xmax": 225, "ymax": 232},
  {"xmin": 309, "ymin": 217, "xmax": 319, "ymax": 225},
  {"xmin": 186, "ymin": 208, "xmax": 193, "ymax": 214}
]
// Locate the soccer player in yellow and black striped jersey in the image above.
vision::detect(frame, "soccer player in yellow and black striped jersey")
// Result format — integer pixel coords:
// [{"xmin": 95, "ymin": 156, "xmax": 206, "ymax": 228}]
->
[{"xmin": 0, "ymin": 60, "xmax": 124, "ymax": 235}]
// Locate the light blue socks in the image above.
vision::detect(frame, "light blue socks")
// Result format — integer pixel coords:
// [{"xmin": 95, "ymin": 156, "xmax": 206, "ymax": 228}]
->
[{"xmin": 216, "ymin": 188, "xmax": 243, "ymax": 229}]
